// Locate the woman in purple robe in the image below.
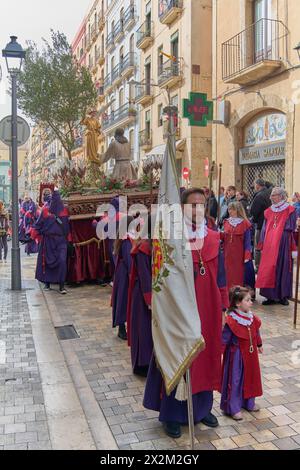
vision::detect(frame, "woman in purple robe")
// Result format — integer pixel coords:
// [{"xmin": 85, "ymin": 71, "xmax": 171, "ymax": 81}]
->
[
  {"xmin": 18, "ymin": 197, "xmax": 32, "ymax": 243},
  {"xmin": 127, "ymin": 216, "xmax": 152, "ymax": 377},
  {"xmin": 111, "ymin": 216, "xmax": 134, "ymax": 340},
  {"xmin": 30, "ymin": 190, "xmax": 70, "ymax": 294}
]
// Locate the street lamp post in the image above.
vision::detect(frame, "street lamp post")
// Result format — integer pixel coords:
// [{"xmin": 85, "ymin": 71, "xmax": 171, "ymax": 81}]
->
[{"xmin": 2, "ymin": 36, "xmax": 26, "ymax": 291}]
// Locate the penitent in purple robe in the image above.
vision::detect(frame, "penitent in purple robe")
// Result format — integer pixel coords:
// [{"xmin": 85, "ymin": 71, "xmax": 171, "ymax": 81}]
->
[
  {"xmin": 259, "ymin": 210, "xmax": 297, "ymax": 301},
  {"xmin": 24, "ymin": 208, "xmax": 39, "ymax": 255},
  {"xmin": 127, "ymin": 241, "xmax": 153, "ymax": 373},
  {"xmin": 143, "ymin": 247, "xmax": 227, "ymax": 425},
  {"xmin": 220, "ymin": 324, "xmax": 255, "ymax": 416},
  {"xmin": 31, "ymin": 194, "xmax": 70, "ymax": 285},
  {"xmin": 111, "ymin": 239, "xmax": 132, "ymax": 327}
]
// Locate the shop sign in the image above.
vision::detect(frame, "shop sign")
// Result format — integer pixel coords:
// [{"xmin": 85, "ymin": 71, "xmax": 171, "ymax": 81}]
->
[{"xmin": 239, "ymin": 141, "xmax": 286, "ymax": 165}]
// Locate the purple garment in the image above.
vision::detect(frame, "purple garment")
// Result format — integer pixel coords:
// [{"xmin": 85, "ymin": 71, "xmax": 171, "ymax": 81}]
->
[
  {"xmin": 34, "ymin": 207, "xmax": 70, "ymax": 284},
  {"xmin": 24, "ymin": 211, "xmax": 39, "ymax": 255},
  {"xmin": 244, "ymin": 228, "xmax": 255, "ymax": 289},
  {"xmin": 260, "ymin": 211, "xmax": 297, "ymax": 301},
  {"xmin": 220, "ymin": 324, "xmax": 255, "ymax": 415},
  {"xmin": 143, "ymin": 356, "xmax": 213, "ymax": 424},
  {"xmin": 130, "ymin": 250, "xmax": 153, "ymax": 371},
  {"xmin": 112, "ymin": 239, "xmax": 132, "ymax": 327}
]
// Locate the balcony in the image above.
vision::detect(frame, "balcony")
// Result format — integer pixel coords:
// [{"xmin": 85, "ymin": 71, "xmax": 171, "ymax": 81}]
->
[
  {"xmin": 222, "ymin": 18, "xmax": 288, "ymax": 85},
  {"xmin": 159, "ymin": 0, "xmax": 183, "ymax": 25},
  {"xmin": 98, "ymin": 12, "xmax": 105, "ymax": 31},
  {"xmin": 102, "ymin": 103, "xmax": 137, "ymax": 133},
  {"xmin": 158, "ymin": 58, "xmax": 182, "ymax": 88},
  {"xmin": 120, "ymin": 52, "xmax": 136, "ymax": 79},
  {"xmin": 114, "ymin": 19, "xmax": 124, "ymax": 44},
  {"xmin": 45, "ymin": 153, "xmax": 56, "ymax": 164},
  {"xmin": 86, "ymin": 35, "xmax": 92, "ymax": 52},
  {"xmin": 91, "ymin": 23, "xmax": 98, "ymax": 42},
  {"xmin": 135, "ymin": 81, "xmax": 154, "ymax": 106},
  {"xmin": 136, "ymin": 21, "xmax": 154, "ymax": 50},
  {"xmin": 104, "ymin": 73, "xmax": 113, "ymax": 93},
  {"xmin": 111, "ymin": 63, "xmax": 122, "ymax": 86},
  {"xmin": 106, "ymin": 31, "xmax": 115, "ymax": 53},
  {"xmin": 124, "ymin": 4, "xmax": 136, "ymax": 31},
  {"xmin": 139, "ymin": 129, "xmax": 152, "ymax": 150}
]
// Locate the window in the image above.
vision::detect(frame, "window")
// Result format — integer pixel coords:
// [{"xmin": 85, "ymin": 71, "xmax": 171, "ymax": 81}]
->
[
  {"xmin": 129, "ymin": 129, "xmax": 135, "ymax": 158},
  {"xmin": 145, "ymin": 110, "xmax": 151, "ymax": 137},
  {"xmin": 171, "ymin": 31, "xmax": 179, "ymax": 60},
  {"xmin": 254, "ymin": 0, "xmax": 272, "ymax": 60},
  {"xmin": 146, "ymin": 1, "xmax": 152, "ymax": 32},
  {"xmin": 158, "ymin": 45, "xmax": 163, "ymax": 73},
  {"xmin": 119, "ymin": 88, "xmax": 124, "ymax": 107},
  {"xmin": 130, "ymin": 34, "xmax": 135, "ymax": 53},
  {"xmin": 158, "ymin": 104, "xmax": 163, "ymax": 127},
  {"xmin": 145, "ymin": 57, "xmax": 151, "ymax": 92}
]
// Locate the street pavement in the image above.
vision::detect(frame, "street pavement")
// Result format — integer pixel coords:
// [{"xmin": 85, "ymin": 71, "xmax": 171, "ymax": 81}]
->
[{"xmin": 1, "ymin": 245, "xmax": 300, "ymax": 450}]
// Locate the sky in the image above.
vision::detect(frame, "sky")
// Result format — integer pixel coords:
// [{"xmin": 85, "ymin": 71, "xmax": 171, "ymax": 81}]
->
[{"xmin": 0, "ymin": 0, "xmax": 92, "ymax": 121}]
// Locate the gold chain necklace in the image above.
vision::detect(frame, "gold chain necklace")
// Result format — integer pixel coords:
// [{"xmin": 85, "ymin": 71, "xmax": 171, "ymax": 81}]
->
[{"xmin": 192, "ymin": 241, "xmax": 206, "ymax": 276}]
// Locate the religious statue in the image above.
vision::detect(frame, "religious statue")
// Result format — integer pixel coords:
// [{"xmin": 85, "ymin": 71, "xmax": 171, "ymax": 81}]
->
[
  {"xmin": 81, "ymin": 111, "xmax": 101, "ymax": 165},
  {"xmin": 81, "ymin": 111, "xmax": 104, "ymax": 185},
  {"xmin": 100, "ymin": 128, "xmax": 137, "ymax": 180}
]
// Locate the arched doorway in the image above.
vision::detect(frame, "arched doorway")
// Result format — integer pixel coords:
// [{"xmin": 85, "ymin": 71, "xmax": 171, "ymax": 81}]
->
[{"xmin": 239, "ymin": 112, "xmax": 286, "ymax": 197}]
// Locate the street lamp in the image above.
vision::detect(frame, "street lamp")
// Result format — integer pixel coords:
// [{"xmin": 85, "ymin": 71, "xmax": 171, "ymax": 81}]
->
[{"xmin": 2, "ymin": 36, "xmax": 26, "ymax": 291}]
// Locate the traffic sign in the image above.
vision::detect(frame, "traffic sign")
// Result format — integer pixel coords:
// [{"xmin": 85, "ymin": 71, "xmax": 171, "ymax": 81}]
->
[
  {"xmin": 204, "ymin": 158, "xmax": 209, "ymax": 178},
  {"xmin": 182, "ymin": 167, "xmax": 190, "ymax": 180},
  {"xmin": 0, "ymin": 115, "xmax": 30, "ymax": 147}
]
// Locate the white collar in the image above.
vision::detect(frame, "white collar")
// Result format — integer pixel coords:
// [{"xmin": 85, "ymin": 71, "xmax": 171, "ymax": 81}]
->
[
  {"xmin": 228, "ymin": 310, "xmax": 254, "ymax": 327},
  {"xmin": 227, "ymin": 217, "xmax": 244, "ymax": 227},
  {"xmin": 271, "ymin": 201, "xmax": 290, "ymax": 213},
  {"xmin": 185, "ymin": 220, "xmax": 208, "ymax": 240}
]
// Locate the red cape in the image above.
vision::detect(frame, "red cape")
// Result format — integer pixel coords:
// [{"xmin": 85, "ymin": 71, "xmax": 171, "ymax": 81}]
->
[
  {"xmin": 190, "ymin": 229, "xmax": 227, "ymax": 394},
  {"xmin": 256, "ymin": 206, "xmax": 295, "ymax": 288},
  {"xmin": 223, "ymin": 219, "xmax": 251, "ymax": 289},
  {"xmin": 126, "ymin": 240, "xmax": 152, "ymax": 347},
  {"xmin": 224, "ymin": 314, "xmax": 263, "ymax": 399}
]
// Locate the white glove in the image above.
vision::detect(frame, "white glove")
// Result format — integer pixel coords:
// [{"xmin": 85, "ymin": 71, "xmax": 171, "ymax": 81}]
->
[{"xmin": 292, "ymin": 251, "xmax": 298, "ymax": 260}]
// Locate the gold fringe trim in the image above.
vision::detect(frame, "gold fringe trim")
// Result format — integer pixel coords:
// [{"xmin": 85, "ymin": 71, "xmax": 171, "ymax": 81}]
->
[
  {"xmin": 154, "ymin": 336, "xmax": 206, "ymax": 397},
  {"xmin": 74, "ymin": 238, "xmax": 102, "ymax": 248}
]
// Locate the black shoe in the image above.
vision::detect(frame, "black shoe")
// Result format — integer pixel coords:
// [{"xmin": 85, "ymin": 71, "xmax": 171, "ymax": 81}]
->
[
  {"xmin": 201, "ymin": 412, "xmax": 219, "ymax": 428},
  {"xmin": 118, "ymin": 325, "xmax": 127, "ymax": 341},
  {"xmin": 44, "ymin": 283, "xmax": 50, "ymax": 291},
  {"xmin": 279, "ymin": 298, "xmax": 289, "ymax": 306},
  {"xmin": 262, "ymin": 299, "xmax": 276, "ymax": 306},
  {"xmin": 133, "ymin": 365, "xmax": 149, "ymax": 377},
  {"xmin": 59, "ymin": 288, "xmax": 67, "ymax": 295},
  {"xmin": 163, "ymin": 421, "xmax": 181, "ymax": 439}
]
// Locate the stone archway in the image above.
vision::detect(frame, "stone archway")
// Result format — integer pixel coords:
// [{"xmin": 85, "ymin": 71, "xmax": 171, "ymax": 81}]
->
[{"xmin": 228, "ymin": 93, "xmax": 294, "ymax": 194}]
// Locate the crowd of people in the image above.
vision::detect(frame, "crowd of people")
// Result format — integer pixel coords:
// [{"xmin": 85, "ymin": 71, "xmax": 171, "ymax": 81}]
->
[{"xmin": 11, "ymin": 179, "xmax": 300, "ymax": 439}]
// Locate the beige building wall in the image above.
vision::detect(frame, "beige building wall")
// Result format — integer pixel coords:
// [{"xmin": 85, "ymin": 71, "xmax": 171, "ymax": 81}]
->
[
  {"xmin": 212, "ymin": 0, "xmax": 300, "ymax": 196},
  {"xmin": 138, "ymin": 0, "xmax": 212, "ymax": 187}
]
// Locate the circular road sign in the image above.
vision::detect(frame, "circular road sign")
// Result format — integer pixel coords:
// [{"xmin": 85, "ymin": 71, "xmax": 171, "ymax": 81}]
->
[
  {"xmin": 182, "ymin": 167, "xmax": 190, "ymax": 180},
  {"xmin": 0, "ymin": 115, "xmax": 30, "ymax": 147}
]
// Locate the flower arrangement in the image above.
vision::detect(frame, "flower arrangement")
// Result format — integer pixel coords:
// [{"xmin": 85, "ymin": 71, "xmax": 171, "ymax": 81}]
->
[{"xmin": 52, "ymin": 162, "xmax": 86, "ymax": 198}]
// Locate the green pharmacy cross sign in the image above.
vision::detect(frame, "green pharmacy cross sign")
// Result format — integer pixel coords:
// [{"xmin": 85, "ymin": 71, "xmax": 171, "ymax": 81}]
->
[{"xmin": 183, "ymin": 92, "xmax": 213, "ymax": 127}]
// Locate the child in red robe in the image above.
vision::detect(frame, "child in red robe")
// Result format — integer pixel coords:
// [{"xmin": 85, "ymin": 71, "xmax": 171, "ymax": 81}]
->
[{"xmin": 220, "ymin": 286, "xmax": 263, "ymax": 421}]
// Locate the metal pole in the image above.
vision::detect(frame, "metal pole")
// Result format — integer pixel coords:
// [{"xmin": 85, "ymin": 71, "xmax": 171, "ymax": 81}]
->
[
  {"xmin": 11, "ymin": 72, "xmax": 22, "ymax": 291},
  {"xmin": 186, "ymin": 369, "xmax": 195, "ymax": 450},
  {"xmin": 293, "ymin": 232, "xmax": 300, "ymax": 328},
  {"xmin": 217, "ymin": 163, "xmax": 223, "ymax": 223}
]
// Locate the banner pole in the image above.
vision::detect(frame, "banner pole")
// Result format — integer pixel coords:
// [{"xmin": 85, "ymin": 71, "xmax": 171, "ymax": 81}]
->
[
  {"xmin": 217, "ymin": 163, "xmax": 223, "ymax": 223},
  {"xmin": 186, "ymin": 369, "xmax": 195, "ymax": 450}
]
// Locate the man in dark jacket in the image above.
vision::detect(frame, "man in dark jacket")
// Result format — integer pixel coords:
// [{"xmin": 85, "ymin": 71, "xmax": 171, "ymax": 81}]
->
[{"xmin": 250, "ymin": 179, "xmax": 272, "ymax": 270}]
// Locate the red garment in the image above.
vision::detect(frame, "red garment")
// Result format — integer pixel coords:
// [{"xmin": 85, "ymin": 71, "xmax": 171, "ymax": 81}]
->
[
  {"xmin": 256, "ymin": 206, "xmax": 295, "ymax": 289},
  {"xmin": 190, "ymin": 229, "xmax": 229, "ymax": 394},
  {"xmin": 127, "ymin": 240, "xmax": 152, "ymax": 347},
  {"xmin": 223, "ymin": 219, "xmax": 251, "ymax": 289},
  {"xmin": 225, "ymin": 314, "xmax": 263, "ymax": 399}
]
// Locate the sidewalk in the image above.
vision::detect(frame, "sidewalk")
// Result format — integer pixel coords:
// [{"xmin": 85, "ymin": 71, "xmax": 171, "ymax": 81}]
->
[{"xmin": 1, "ymin": 249, "xmax": 300, "ymax": 450}]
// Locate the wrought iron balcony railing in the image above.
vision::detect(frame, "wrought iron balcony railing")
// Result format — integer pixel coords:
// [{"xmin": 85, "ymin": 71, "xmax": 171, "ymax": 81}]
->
[
  {"xmin": 106, "ymin": 31, "xmax": 115, "ymax": 50},
  {"xmin": 139, "ymin": 129, "xmax": 152, "ymax": 148},
  {"xmin": 120, "ymin": 52, "xmax": 135, "ymax": 74},
  {"xmin": 104, "ymin": 73, "xmax": 112, "ymax": 91},
  {"xmin": 136, "ymin": 20, "xmax": 154, "ymax": 49},
  {"xmin": 124, "ymin": 4, "xmax": 136, "ymax": 30},
  {"xmin": 102, "ymin": 103, "xmax": 137, "ymax": 130},
  {"xmin": 135, "ymin": 81, "xmax": 154, "ymax": 102},
  {"xmin": 158, "ymin": 0, "xmax": 183, "ymax": 23},
  {"xmin": 158, "ymin": 58, "xmax": 182, "ymax": 86},
  {"xmin": 222, "ymin": 18, "xmax": 288, "ymax": 82},
  {"xmin": 111, "ymin": 63, "xmax": 121, "ymax": 83}
]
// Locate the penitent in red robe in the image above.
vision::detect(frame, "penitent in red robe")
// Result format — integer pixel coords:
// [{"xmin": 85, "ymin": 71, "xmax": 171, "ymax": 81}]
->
[{"xmin": 190, "ymin": 229, "xmax": 229, "ymax": 394}]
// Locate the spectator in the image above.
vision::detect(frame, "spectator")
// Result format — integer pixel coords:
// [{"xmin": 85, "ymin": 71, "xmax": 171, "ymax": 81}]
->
[
  {"xmin": 249, "ymin": 179, "xmax": 272, "ymax": 270},
  {"xmin": 220, "ymin": 186, "xmax": 237, "ymax": 226},
  {"xmin": 204, "ymin": 188, "xmax": 218, "ymax": 220},
  {"xmin": 292, "ymin": 192, "xmax": 300, "ymax": 218},
  {"xmin": 0, "ymin": 200, "xmax": 9, "ymax": 263},
  {"xmin": 236, "ymin": 190, "xmax": 250, "ymax": 217}
]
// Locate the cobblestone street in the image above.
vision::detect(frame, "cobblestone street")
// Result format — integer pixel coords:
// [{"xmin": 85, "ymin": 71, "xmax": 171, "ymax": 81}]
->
[{"xmin": 1, "ymin": 248, "xmax": 300, "ymax": 450}]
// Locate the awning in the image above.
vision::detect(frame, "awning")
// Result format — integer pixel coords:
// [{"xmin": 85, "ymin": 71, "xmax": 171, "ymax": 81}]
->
[{"xmin": 145, "ymin": 139, "xmax": 186, "ymax": 159}]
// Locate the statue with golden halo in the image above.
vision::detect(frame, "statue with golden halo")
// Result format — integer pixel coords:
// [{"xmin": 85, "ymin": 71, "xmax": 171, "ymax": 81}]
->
[{"xmin": 81, "ymin": 110, "xmax": 103, "ymax": 185}]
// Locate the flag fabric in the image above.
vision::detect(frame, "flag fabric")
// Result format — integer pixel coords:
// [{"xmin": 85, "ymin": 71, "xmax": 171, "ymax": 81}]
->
[{"xmin": 151, "ymin": 120, "xmax": 205, "ymax": 399}]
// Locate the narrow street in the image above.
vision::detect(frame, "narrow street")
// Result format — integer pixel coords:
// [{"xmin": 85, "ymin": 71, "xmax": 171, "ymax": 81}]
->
[{"xmin": 1, "ymin": 246, "xmax": 300, "ymax": 450}]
